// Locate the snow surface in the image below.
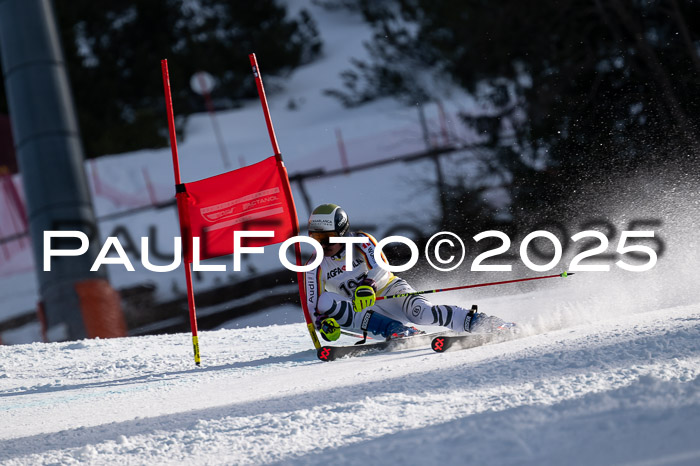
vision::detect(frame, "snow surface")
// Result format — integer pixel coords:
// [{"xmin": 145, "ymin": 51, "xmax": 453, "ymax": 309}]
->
[{"xmin": 1, "ymin": 299, "xmax": 699, "ymax": 465}]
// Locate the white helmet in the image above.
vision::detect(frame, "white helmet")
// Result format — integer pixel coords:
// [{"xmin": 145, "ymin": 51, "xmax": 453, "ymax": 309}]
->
[{"xmin": 308, "ymin": 204, "xmax": 349, "ymax": 236}]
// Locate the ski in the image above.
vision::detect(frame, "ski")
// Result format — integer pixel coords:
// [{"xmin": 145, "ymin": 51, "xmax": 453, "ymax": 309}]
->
[
  {"xmin": 430, "ymin": 328, "xmax": 520, "ymax": 353},
  {"xmin": 317, "ymin": 332, "xmax": 446, "ymax": 361}
]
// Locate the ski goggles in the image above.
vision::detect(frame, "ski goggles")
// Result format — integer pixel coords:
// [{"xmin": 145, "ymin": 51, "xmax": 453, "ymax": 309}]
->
[{"xmin": 309, "ymin": 231, "xmax": 338, "ymax": 246}]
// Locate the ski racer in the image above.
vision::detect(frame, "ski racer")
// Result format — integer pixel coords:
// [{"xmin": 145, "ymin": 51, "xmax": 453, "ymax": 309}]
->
[{"xmin": 305, "ymin": 204, "xmax": 513, "ymax": 342}]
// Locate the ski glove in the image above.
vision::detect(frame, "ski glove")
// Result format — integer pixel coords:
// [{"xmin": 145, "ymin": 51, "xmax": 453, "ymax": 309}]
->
[
  {"xmin": 313, "ymin": 311, "xmax": 325, "ymax": 330},
  {"xmin": 353, "ymin": 285, "xmax": 376, "ymax": 312},
  {"xmin": 319, "ymin": 317, "xmax": 341, "ymax": 341}
]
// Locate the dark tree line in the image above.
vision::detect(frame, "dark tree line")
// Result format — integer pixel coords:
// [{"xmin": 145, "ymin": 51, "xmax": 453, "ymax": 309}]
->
[
  {"xmin": 319, "ymin": 0, "xmax": 700, "ymax": 228},
  {"xmin": 1, "ymin": 0, "xmax": 322, "ymax": 158}
]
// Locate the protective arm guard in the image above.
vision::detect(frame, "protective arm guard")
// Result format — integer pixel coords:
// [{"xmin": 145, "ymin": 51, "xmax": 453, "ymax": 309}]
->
[{"xmin": 305, "ymin": 253, "xmax": 324, "ymax": 318}]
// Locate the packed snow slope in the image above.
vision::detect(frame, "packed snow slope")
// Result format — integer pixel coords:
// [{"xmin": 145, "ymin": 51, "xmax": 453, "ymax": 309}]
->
[{"xmin": 1, "ymin": 288, "xmax": 699, "ymax": 465}]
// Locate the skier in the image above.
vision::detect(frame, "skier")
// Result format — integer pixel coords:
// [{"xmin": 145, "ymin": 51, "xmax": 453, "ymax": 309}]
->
[{"xmin": 305, "ymin": 204, "xmax": 513, "ymax": 342}]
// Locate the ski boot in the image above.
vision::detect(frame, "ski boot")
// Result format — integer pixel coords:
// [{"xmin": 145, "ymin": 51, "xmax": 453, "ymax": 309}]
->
[
  {"xmin": 362, "ymin": 310, "xmax": 423, "ymax": 341},
  {"xmin": 387, "ymin": 322, "xmax": 423, "ymax": 340},
  {"xmin": 467, "ymin": 305, "xmax": 518, "ymax": 334}
]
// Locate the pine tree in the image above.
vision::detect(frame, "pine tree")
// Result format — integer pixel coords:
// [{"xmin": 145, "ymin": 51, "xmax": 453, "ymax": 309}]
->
[
  {"xmin": 49, "ymin": 0, "xmax": 322, "ymax": 158},
  {"xmin": 322, "ymin": 0, "xmax": 700, "ymax": 220}
]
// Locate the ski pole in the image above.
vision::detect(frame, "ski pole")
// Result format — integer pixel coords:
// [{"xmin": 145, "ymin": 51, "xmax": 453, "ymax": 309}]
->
[
  {"xmin": 341, "ymin": 329, "xmax": 375, "ymax": 340},
  {"xmin": 376, "ymin": 271, "xmax": 574, "ymax": 301}
]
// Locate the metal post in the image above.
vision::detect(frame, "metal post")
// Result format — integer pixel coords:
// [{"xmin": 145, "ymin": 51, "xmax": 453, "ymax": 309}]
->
[{"xmin": 0, "ymin": 0, "xmax": 124, "ymax": 341}]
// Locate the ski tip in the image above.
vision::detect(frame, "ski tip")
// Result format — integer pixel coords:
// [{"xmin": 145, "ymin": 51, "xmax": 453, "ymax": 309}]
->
[
  {"xmin": 431, "ymin": 336, "xmax": 448, "ymax": 353},
  {"xmin": 317, "ymin": 346, "xmax": 333, "ymax": 362},
  {"xmin": 560, "ymin": 271, "xmax": 574, "ymax": 277}
]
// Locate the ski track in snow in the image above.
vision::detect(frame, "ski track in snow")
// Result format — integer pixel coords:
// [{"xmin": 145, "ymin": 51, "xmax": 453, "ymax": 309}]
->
[{"xmin": 0, "ymin": 302, "xmax": 698, "ymax": 465}]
